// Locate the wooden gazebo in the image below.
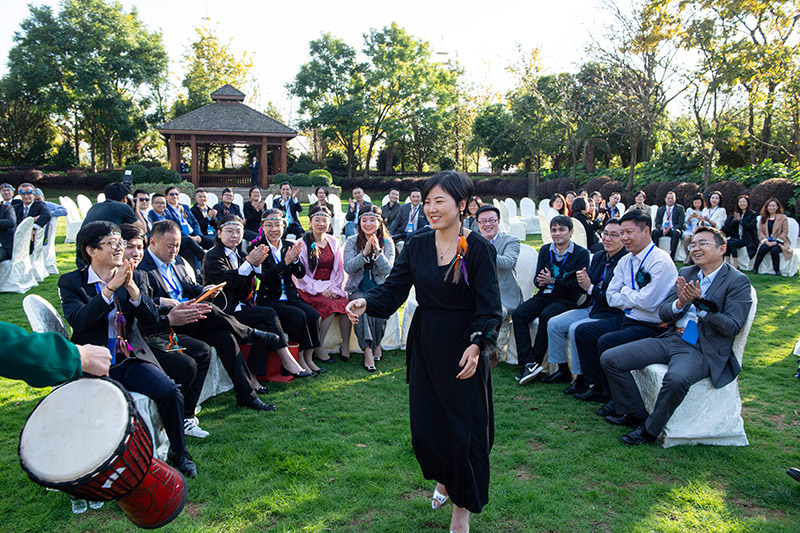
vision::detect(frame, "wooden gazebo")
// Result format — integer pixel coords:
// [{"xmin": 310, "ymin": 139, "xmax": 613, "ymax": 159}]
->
[{"xmin": 158, "ymin": 85, "xmax": 297, "ymax": 188}]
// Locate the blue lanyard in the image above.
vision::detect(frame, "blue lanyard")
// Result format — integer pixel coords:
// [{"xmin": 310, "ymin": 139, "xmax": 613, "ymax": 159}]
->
[
  {"xmin": 630, "ymin": 244, "xmax": 655, "ymax": 289},
  {"xmin": 549, "ymin": 248, "xmax": 570, "ymax": 272},
  {"xmin": 162, "ymin": 264, "xmax": 183, "ymax": 299}
]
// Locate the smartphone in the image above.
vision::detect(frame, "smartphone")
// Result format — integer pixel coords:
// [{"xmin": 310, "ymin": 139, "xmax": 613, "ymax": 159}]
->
[{"xmin": 194, "ymin": 282, "xmax": 226, "ymax": 303}]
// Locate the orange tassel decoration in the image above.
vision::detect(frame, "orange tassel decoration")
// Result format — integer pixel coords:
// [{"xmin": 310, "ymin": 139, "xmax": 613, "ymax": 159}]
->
[{"xmin": 444, "ymin": 233, "xmax": 469, "ymax": 285}]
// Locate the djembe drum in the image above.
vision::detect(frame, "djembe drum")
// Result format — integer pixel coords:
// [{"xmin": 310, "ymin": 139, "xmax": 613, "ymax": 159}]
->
[{"xmin": 19, "ymin": 378, "xmax": 187, "ymax": 529}]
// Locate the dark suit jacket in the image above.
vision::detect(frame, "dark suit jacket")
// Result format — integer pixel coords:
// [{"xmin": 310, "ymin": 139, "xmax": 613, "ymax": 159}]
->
[
  {"xmin": 533, "ymin": 243, "xmax": 590, "ymax": 303},
  {"xmin": 250, "ymin": 237, "xmax": 305, "ymax": 303},
  {"xmin": 271, "ymin": 197, "xmax": 303, "ymax": 226},
  {"xmin": 164, "ymin": 203, "xmax": 202, "ymax": 236},
  {"xmin": 655, "ymin": 204, "xmax": 686, "ymax": 231},
  {"xmin": 0, "ymin": 203, "xmax": 17, "ymax": 250},
  {"xmin": 381, "ymin": 201, "xmax": 401, "ymax": 229},
  {"xmin": 13, "ymin": 199, "xmax": 51, "ymax": 228},
  {"xmin": 201, "ymin": 243, "xmax": 255, "ymax": 314},
  {"xmin": 345, "ymin": 200, "xmax": 373, "ymax": 222},
  {"xmin": 57, "ymin": 268, "xmax": 162, "ymax": 370},
  {"xmin": 243, "ymin": 201, "xmax": 266, "ymax": 233},
  {"xmin": 212, "ymin": 202, "xmax": 244, "ymax": 223},
  {"xmin": 574, "ymin": 211, "xmax": 602, "ymax": 248},
  {"xmin": 585, "ymin": 247, "xmax": 628, "ymax": 318},
  {"xmin": 722, "ymin": 211, "xmax": 759, "ymax": 257},
  {"xmin": 659, "ymin": 263, "xmax": 752, "ymax": 388},
  {"xmin": 191, "ymin": 204, "xmax": 217, "ymax": 236},
  {"xmin": 389, "ymin": 202, "xmax": 429, "ymax": 240},
  {"xmin": 137, "ymin": 250, "xmax": 203, "ymax": 304}
]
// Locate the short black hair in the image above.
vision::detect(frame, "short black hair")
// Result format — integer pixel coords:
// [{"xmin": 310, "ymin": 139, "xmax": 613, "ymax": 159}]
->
[
  {"xmin": 603, "ymin": 217, "xmax": 622, "ymax": 229},
  {"xmin": 475, "ymin": 204, "xmax": 500, "ymax": 220},
  {"xmin": 572, "ymin": 197, "xmax": 587, "ymax": 213},
  {"xmin": 132, "ymin": 189, "xmax": 148, "ymax": 198},
  {"xmin": 77, "ymin": 221, "xmax": 121, "ymax": 264},
  {"xmin": 634, "ymin": 190, "xmax": 646, "ymax": 200},
  {"xmin": 222, "ymin": 187, "xmax": 233, "ymax": 195},
  {"xmin": 165, "ymin": 185, "xmax": 180, "ymax": 196},
  {"xmin": 280, "ymin": 181, "xmax": 291, "ymax": 188},
  {"xmin": 620, "ymin": 209, "xmax": 652, "ymax": 231},
  {"xmin": 249, "ymin": 186, "xmax": 261, "ymax": 196},
  {"xmin": 693, "ymin": 226, "xmax": 726, "ymax": 246},
  {"xmin": 409, "ymin": 187, "xmax": 421, "ymax": 194},
  {"xmin": 151, "ymin": 219, "xmax": 181, "ymax": 238},
  {"xmin": 389, "ymin": 187, "xmax": 400, "ymax": 194},
  {"xmin": 550, "ymin": 214, "xmax": 573, "ymax": 231},
  {"xmin": 120, "ymin": 223, "xmax": 146, "ymax": 244},
  {"xmin": 315, "ymin": 186, "xmax": 328, "ymax": 196},
  {"xmin": 420, "ymin": 171, "xmax": 474, "ymax": 216},
  {"xmin": 151, "ymin": 193, "xmax": 166, "ymax": 202},
  {"xmin": 194, "ymin": 188, "xmax": 207, "ymax": 197},
  {"xmin": 104, "ymin": 182, "xmax": 130, "ymax": 202}
]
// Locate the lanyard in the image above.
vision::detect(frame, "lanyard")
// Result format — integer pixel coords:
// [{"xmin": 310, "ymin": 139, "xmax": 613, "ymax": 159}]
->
[
  {"xmin": 630, "ymin": 244, "xmax": 655, "ymax": 289},
  {"xmin": 162, "ymin": 264, "xmax": 183, "ymax": 299},
  {"xmin": 549, "ymin": 248, "xmax": 570, "ymax": 273}
]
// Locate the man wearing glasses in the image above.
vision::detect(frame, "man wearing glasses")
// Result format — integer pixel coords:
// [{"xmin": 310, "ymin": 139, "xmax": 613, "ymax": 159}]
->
[
  {"xmin": 0, "ymin": 183, "xmax": 14, "ymax": 205},
  {"xmin": 13, "ymin": 182, "xmax": 51, "ymax": 229},
  {"xmin": 132, "ymin": 189, "xmax": 153, "ymax": 231},
  {"xmin": 600, "ymin": 226, "xmax": 752, "ymax": 445},
  {"xmin": 475, "ymin": 205, "xmax": 522, "ymax": 319}
]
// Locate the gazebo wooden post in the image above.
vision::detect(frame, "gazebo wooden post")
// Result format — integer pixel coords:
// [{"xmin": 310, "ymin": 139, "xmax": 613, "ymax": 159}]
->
[
  {"xmin": 279, "ymin": 141, "xmax": 287, "ymax": 174},
  {"xmin": 259, "ymin": 136, "xmax": 268, "ymax": 188},
  {"xmin": 168, "ymin": 136, "xmax": 178, "ymax": 171},
  {"xmin": 190, "ymin": 134, "xmax": 199, "ymax": 187}
]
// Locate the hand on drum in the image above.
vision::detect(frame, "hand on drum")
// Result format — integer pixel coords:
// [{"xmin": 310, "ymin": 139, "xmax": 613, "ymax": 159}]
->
[
  {"xmin": 346, "ymin": 298, "xmax": 367, "ymax": 325},
  {"xmin": 77, "ymin": 344, "xmax": 112, "ymax": 376},
  {"xmin": 456, "ymin": 344, "xmax": 481, "ymax": 380}
]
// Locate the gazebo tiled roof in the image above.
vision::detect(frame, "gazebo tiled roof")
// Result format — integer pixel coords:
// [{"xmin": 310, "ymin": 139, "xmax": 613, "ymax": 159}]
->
[{"xmin": 159, "ymin": 102, "xmax": 296, "ymax": 135}]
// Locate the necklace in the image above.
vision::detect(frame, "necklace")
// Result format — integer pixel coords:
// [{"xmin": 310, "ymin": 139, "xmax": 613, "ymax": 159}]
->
[{"xmin": 437, "ymin": 235, "xmax": 459, "ymax": 262}]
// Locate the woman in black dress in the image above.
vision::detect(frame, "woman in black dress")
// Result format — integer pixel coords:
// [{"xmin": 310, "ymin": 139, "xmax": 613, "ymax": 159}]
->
[
  {"xmin": 721, "ymin": 194, "xmax": 758, "ymax": 270},
  {"xmin": 347, "ymin": 171, "xmax": 501, "ymax": 533}
]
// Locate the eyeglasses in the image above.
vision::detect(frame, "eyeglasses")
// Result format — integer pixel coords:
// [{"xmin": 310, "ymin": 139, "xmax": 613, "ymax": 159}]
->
[
  {"xmin": 221, "ymin": 228, "xmax": 243, "ymax": 235},
  {"xmin": 601, "ymin": 231, "xmax": 621, "ymax": 238},
  {"xmin": 98, "ymin": 239, "xmax": 127, "ymax": 250},
  {"xmin": 262, "ymin": 222, "xmax": 283, "ymax": 229},
  {"xmin": 687, "ymin": 240, "xmax": 719, "ymax": 251},
  {"xmin": 19, "ymin": 190, "xmax": 34, "ymax": 195},
  {"xmin": 167, "ymin": 192, "xmax": 180, "ymax": 197},
  {"xmin": 137, "ymin": 196, "xmax": 150, "ymax": 202},
  {"xmin": 477, "ymin": 218, "xmax": 499, "ymax": 226}
]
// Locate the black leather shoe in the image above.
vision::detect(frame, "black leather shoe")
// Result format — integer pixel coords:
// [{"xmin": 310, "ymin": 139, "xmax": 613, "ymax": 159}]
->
[
  {"xmin": 787, "ymin": 468, "xmax": 800, "ymax": 483},
  {"xmin": 169, "ymin": 450, "xmax": 198, "ymax": 479},
  {"xmin": 620, "ymin": 424, "xmax": 657, "ymax": 445},
  {"xmin": 249, "ymin": 330, "xmax": 282, "ymax": 349},
  {"xmin": 541, "ymin": 370, "xmax": 571, "ymax": 384},
  {"xmin": 605, "ymin": 413, "xmax": 647, "ymax": 427},
  {"xmin": 255, "ymin": 386, "xmax": 270, "ymax": 395},
  {"xmin": 573, "ymin": 386, "xmax": 610, "ymax": 403},
  {"xmin": 281, "ymin": 366, "xmax": 313, "ymax": 378},
  {"xmin": 564, "ymin": 376, "xmax": 587, "ymax": 395},
  {"xmin": 596, "ymin": 401, "xmax": 616, "ymax": 417},
  {"xmin": 237, "ymin": 398, "xmax": 277, "ymax": 412},
  {"xmin": 314, "ymin": 355, "xmax": 336, "ymax": 364}
]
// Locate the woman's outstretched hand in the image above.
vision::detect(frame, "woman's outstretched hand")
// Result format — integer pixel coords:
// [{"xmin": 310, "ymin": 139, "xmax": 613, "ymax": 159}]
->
[
  {"xmin": 346, "ymin": 298, "xmax": 367, "ymax": 325},
  {"xmin": 456, "ymin": 344, "xmax": 481, "ymax": 379}
]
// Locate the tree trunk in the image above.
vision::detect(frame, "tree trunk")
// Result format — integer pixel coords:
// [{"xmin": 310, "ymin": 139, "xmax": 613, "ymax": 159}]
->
[
  {"xmin": 90, "ymin": 129, "xmax": 97, "ymax": 173},
  {"xmin": 747, "ymin": 94, "xmax": 756, "ymax": 166},
  {"xmin": 104, "ymin": 135, "xmax": 112, "ymax": 171},
  {"xmin": 792, "ymin": 94, "xmax": 800, "ymax": 162},
  {"xmin": 759, "ymin": 80, "xmax": 777, "ymax": 162},
  {"xmin": 384, "ymin": 143, "xmax": 394, "ymax": 175},
  {"xmin": 627, "ymin": 136, "xmax": 638, "ymax": 192},
  {"xmin": 73, "ymin": 111, "xmax": 81, "ymax": 164},
  {"xmin": 570, "ymin": 137, "xmax": 578, "ymax": 180},
  {"xmin": 220, "ymin": 146, "xmax": 226, "ymax": 169},
  {"xmin": 583, "ymin": 139, "xmax": 595, "ymax": 173}
]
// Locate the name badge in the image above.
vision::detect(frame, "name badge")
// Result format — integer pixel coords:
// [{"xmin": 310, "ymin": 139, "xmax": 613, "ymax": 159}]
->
[{"xmin": 625, "ymin": 309, "xmax": 632, "ymax": 316}]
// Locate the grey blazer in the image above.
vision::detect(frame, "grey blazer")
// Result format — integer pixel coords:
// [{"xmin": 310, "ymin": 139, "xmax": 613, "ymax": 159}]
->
[
  {"xmin": 659, "ymin": 263, "xmax": 752, "ymax": 388},
  {"xmin": 491, "ymin": 231, "xmax": 523, "ymax": 313},
  {"xmin": 343, "ymin": 234, "xmax": 396, "ymax": 294}
]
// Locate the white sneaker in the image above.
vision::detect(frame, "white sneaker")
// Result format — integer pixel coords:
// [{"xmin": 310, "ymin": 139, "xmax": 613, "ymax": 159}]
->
[
  {"xmin": 519, "ymin": 362, "xmax": 543, "ymax": 385},
  {"xmin": 184, "ymin": 418, "xmax": 209, "ymax": 438},
  {"xmin": 88, "ymin": 501, "xmax": 104, "ymax": 510}
]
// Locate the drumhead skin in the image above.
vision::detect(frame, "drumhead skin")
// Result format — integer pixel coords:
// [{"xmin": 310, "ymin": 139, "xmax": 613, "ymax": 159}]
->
[{"xmin": 20, "ymin": 379, "xmax": 130, "ymax": 483}]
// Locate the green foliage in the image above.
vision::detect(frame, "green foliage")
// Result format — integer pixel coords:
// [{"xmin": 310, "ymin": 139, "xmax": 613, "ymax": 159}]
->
[
  {"xmin": 124, "ymin": 164, "xmax": 149, "ymax": 183},
  {"xmin": 724, "ymin": 160, "xmax": 799, "ymax": 188},
  {"xmin": 145, "ymin": 166, "xmax": 181, "ymax": 184},
  {"xmin": 309, "ymin": 169, "xmax": 333, "ymax": 186},
  {"xmin": 438, "ymin": 155, "xmax": 456, "ymax": 171},
  {"xmin": 0, "ymin": 80, "xmax": 56, "ymax": 165},
  {"xmin": 273, "ymin": 173, "xmax": 292, "ymax": 184},
  {"xmin": 286, "ymin": 173, "xmax": 311, "ymax": 187},
  {"xmin": 325, "ymin": 150, "xmax": 348, "ymax": 173},
  {"xmin": 472, "ymin": 103, "xmax": 517, "ymax": 172},
  {"xmin": 50, "ymin": 141, "xmax": 77, "ymax": 169},
  {"xmin": 289, "ymin": 154, "xmax": 320, "ymax": 174},
  {"xmin": 98, "ymin": 170, "xmax": 123, "ymax": 183}
]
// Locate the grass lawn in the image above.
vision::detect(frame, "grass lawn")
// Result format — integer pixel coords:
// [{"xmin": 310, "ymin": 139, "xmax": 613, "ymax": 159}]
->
[{"xmin": 1, "ymin": 193, "xmax": 799, "ymax": 532}]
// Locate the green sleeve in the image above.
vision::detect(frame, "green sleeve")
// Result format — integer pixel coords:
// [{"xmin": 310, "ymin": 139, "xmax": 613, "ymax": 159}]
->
[{"xmin": 0, "ymin": 322, "xmax": 83, "ymax": 387}]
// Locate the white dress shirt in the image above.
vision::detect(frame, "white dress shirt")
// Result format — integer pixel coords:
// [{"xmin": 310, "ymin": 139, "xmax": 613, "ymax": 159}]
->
[{"xmin": 607, "ymin": 242, "xmax": 678, "ymax": 323}]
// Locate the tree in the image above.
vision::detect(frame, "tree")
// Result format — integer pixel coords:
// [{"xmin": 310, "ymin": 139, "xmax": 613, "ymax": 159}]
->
[
  {"xmin": 7, "ymin": 0, "xmax": 168, "ymax": 170},
  {"xmin": 0, "ymin": 79, "xmax": 55, "ymax": 164},
  {"xmin": 289, "ymin": 33, "xmax": 367, "ymax": 177},
  {"xmin": 471, "ymin": 103, "xmax": 517, "ymax": 173}
]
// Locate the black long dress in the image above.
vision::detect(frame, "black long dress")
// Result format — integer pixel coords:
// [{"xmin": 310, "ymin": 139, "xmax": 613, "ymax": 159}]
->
[{"xmin": 364, "ymin": 229, "xmax": 502, "ymax": 513}]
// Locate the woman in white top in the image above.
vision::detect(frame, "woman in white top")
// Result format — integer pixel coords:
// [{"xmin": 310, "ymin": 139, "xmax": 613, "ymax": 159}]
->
[
  {"xmin": 682, "ymin": 193, "xmax": 705, "ymax": 262},
  {"xmin": 700, "ymin": 190, "xmax": 727, "ymax": 230}
]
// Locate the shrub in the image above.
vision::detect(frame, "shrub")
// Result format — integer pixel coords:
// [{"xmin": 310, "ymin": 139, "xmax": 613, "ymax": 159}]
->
[
  {"xmin": 51, "ymin": 141, "xmax": 77, "ymax": 169},
  {"xmin": 145, "ymin": 166, "xmax": 181, "ymax": 184},
  {"xmin": 273, "ymin": 173, "xmax": 291, "ymax": 185},
  {"xmin": 726, "ymin": 160, "xmax": 797, "ymax": 188},
  {"xmin": 509, "ymin": 179, "xmax": 529, "ymax": 198},
  {"xmin": 641, "ymin": 182, "xmax": 662, "ymax": 206},
  {"xmin": 67, "ymin": 169, "xmax": 87, "ymax": 180},
  {"xmin": 309, "ymin": 169, "xmax": 333, "ymax": 186},
  {"xmin": 438, "ymin": 156, "xmax": 456, "ymax": 171},
  {"xmin": 124, "ymin": 164, "xmax": 148, "ymax": 183},
  {"xmin": 702, "ymin": 181, "xmax": 746, "ymax": 213},
  {"xmin": 535, "ymin": 177, "xmax": 574, "ymax": 200},
  {"xmin": 125, "ymin": 156, "xmax": 163, "ymax": 169},
  {"xmin": 584, "ymin": 175, "xmax": 614, "ymax": 195},
  {"xmin": 288, "ymin": 173, "xmax": 311, "ymax": 187},
  {"xmin": 325, "ymin": 150, "xmax": 348, "ymax": 173},
  {"xmin": 100, "ymin": 170, "xmax": 123, "ymax": 183},
  {"xmin": 749, "ymin": 178, "xmax": 796, "ymax": 215},
  {"xmin": 598, "ymin": 180, "xmax": 624, "ymax": 201},
  {"xmin": 289, "ymin": 154, "xmax": 319, "ymax": 174},
  {"xmin": 673, "ymin": 182, "xmax": 701, "ymax": 207},
  {"xmin": 654, "ymin": 181, "xmax": 680, "ymax": 206}
]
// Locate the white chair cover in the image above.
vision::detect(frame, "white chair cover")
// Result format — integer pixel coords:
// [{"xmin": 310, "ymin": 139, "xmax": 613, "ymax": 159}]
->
[
  {"xmin": 400, "ymin": 287, "xmax": 418, "ymax": 350},
  {"xmin": 76, "ymin": 194, "xmax": 93, "ymax": 219},
  {"xmin": 538, "ymin": 199, "xmax": 550, "ymax": 214},
  {"xmin": 0, "ymin": 217, "xmax": 38, "ymax": 293},
  {"xmin": 570, "ymin": 218, "xmax": 588, "ymax": 249},
  {"xmin": 44, "ymin": 217, "xmax": 60, "ymax": 275},
  {"xmin": 130, "ymin": 392, "xmax": 170, "ymax": 462},
  {"xmin": 322, "ymin": 315, "xmax": 360, "ymax": 353},
  {"xmin": 787, "ymin": 217, "xmax": 799, "ymax": 248},
  {"xmin": 178, "ymin": 193, "xmax": 191, "ymax": 206},
  {"xmin": 307, "ymin": 193, "xmax": 316, "ymax": 205},
  {"xmin": 381, "ymin": 311, "xmax": 402, "ymax": 350},
  {"xmin": 362, "ymin": 193, "xmax": 372, "ymax": 204},
  {"xmin": 233, "ymin": 193, "xmax": 244, "ymax": 209},
  {"xmin": 519, "ymin": 198, "xmax": 540, "ymax": 234},
  {"xmin": 96, "ymin": 193, "xmax": 106, "ymax": 203},
  {"xmin": 616, "ymin": 202, "xmax": 626, "ymax": 215},
  {"xmin": 649, "ymin": 205, "xmax": 658, "ymax": 227},
  {"xmin": 493, "ymin": 199, "xmax": 509, "ymax": 233},
  {"xmin": 632, "ymin": 286, "xmax": 758, "ymax": 447},
  {"xmin": 657, "ymin": 236, "xmax": 687, "ymax": 262},
  {"xmin": 381, "ymin": 194, "xmax": 390, "ymax": 207},
  {"xmin": 539, "ymin": 214, "xmax": 553, "ymax": 245},
  {"xmin": 497, "ymin": 244, "xmax": 537, "ymax": 364},
  {"xmin": 30, "ymin": 225, "xmax": 48, "ymax": 282},
  {"xmin": 504, "ymin": 198, "xmax": 518, "ymax": 217},
  {"xmin": 198, "ymin": 348, "xmax": 234, "ymax": 405},
  {"xmin": 60, "ymin": 197, "xmax": 83, "ymax": 244},
  {"xmin": 329, "ymin": 194, "xmax": 343, "ymax": 214},
  {"xmin": 23, "ymin": 294, "xmax": 70, "ymax": 338},
  {"xmin": 207, "ymin": 192, "xmax": 219, "ymax": 206}
]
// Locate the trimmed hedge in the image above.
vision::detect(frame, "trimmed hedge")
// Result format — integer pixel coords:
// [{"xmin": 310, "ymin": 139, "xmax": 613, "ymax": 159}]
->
[{"xmin": 749, "ymin": 178, "xmax": 795, "ymax": 215}]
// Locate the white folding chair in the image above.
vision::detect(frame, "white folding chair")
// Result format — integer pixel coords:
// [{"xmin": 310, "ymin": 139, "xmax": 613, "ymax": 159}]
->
[
  {"xmin": 233, "ymin": 193, "xmax": 244, "ymax": 209},
  {"xmin": 96, "ymin": 193, "xmax": 106, "ymax": 203},
  {"xmin": 207, "ymin": 192, "xmax": 219, "ymax": 207},
  {"xmin": 60, "ymin": 197, "xmax": 83, "ymax": 244},
  {"xmin": 538, "ymin": 198, "xmax": 550, "ymax": 215},
  {"xmin": 178, "ymin": 193, "xmax": 191, "ymax": 206},
  {"xmin": 30, "ymin": 225, "xmax": 48, "ymax": 282},
  {"xmin": 44, "ymin": 217, "xmax": 59, "ymax": 275},
  {"xmin": 76, "ymin": 194, "xmax": 93, "ymax": 219},
  {"xmin": 0, "ymin": 217, "xmax": 38, "ymax": 293},
  {"xmin": 23, "ymin": 294, "xmax": 69, "ymax": 338}
]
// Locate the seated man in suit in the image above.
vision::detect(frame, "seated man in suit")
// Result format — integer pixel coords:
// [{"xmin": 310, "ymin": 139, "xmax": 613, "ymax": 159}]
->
[
  {"xmin": 514, "ymin": 215, "xmax": 591, "ymax": 385},
  {"xmin": 0, "ymin": 200, "xmax": 16, "ymax": 262},
  {"xmin": 190, "ymin": 189, "xmax": 218, "ymax": 239},
  {"xmin": 58, "ymin": 221, "xmax": 197, "ymax": 477},
  {"xmin": 543, "ymin": 218, "xmax": 628, "ymax": 390},
  {"xmin": 381, "ymin": 188, "xmax": 402, "ymax": 230},
  {"xmin": 138, "ymin": 220, "xmax": 280, "ymax": 412},
  {"xmin": 475, "ymin": 204, "xmax": 522, "ymax": 317},
  {"xmin": 573, "ymin": 210, "xmax": 678, "ymax": 410},
  {"xmin": 213, "ymin": 187, "xmax": 244, "ymax": 223},
  {"xmin": 606, "ymin": 192, "xmax": 623, "ymax": 219},
  {"xmin": 164, "ymin": 185, "xmax": 210, "ymax": 273},
  {"xmin": 120, "ymin": 223, "xmax": 212, "ymax": 438},
  {"xmin": 343, "ymin": 187, "xmax": 372, "ymax": 237},
  {"xmin": 202, "ymin": 215, "xmax": 312, "ymax": 378},
  {"xmin": 651, "ymin": 190, "xmax": 685, "ymax": 259},
  {"xmin": 13, "ymin": 182, "xmax": 51, "ymax": 229},
  {"xmin": 0, "ymin": 182, "xmax": 14, "ymax": 206},
  {"xmin": 600, "ymin": 227, "xmax": 752, "ymax": 445},
  {"xmin": 271, "ymin": 182, "xmax": 304, "ymax": 240},
  {"xmin": 389, "ymin": 188, "xmax": 428, "ymax": 251}
]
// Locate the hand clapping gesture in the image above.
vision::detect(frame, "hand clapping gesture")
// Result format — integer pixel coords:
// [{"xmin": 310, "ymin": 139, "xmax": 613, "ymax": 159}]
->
[
  {"xmin": 576, "ymin": 267, "xmax": 592, "ymax": 292},
  {"xmin": 246, "ymin": 244, "xmax": 269, "ymax": 267},
  {"xmin": 284, "ymin": 240, "xmax": 303, "ymax": 264},
  {"xmin": 536, "ymin": 267, "xmax": 554, "ymax": 287},
  {"xmin": 676, "ymin": 276, "xmax": 702, "ymax": 309},
  {"xmin": 167, "ymin": 300, "xmax": 212, "ymax": 326}
]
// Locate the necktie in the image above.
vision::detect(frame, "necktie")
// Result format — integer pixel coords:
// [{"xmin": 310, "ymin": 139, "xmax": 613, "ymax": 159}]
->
[
  {"xmin": 23, "ymin": 205, "xmax": 29, "ymax": 217},
  {"xmin": 665, "ymin": 207, "xmax": 671, "ymax": 228}
]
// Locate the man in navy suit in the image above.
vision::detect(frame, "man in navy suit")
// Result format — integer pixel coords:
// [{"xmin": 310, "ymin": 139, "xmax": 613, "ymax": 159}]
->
[
  {"xmin": 13, "ymin": 182, "xmax": 51, "ymax": 229},
  {"xmin": 58, "ymin": 221, "xmax": 198, "ymax": 477},
  {"xmin": 0, "ymin": 201, "xmax": 16, "ymax": 262},
  {"xmin": 271, "ymin": 182, "xmax": 304, "ymax": 239}
]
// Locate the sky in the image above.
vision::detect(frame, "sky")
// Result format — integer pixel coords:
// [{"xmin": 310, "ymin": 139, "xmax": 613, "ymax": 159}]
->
[{"xmin": 0, "ymin": 0, "xmax": 613, "ymax": 127}]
